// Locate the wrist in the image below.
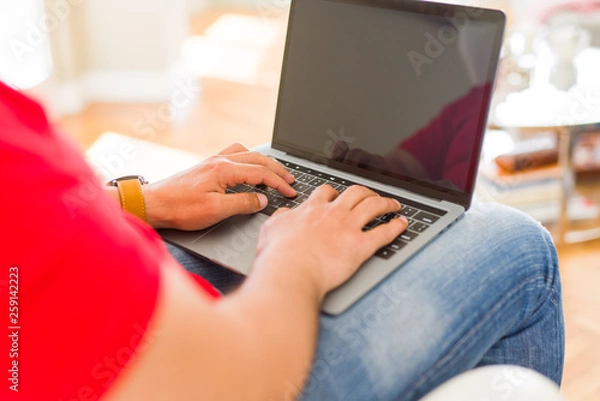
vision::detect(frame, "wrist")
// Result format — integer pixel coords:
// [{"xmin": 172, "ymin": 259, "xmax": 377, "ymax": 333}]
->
[
  {"xmin": 106, "ymin": 175, "xmax": 149, "ymax": 222},
  {"xmin": 142, "ymin": 183, "xmax": 173, "ymax": 229},
  {"xmin": 251, "ymin": 252, "xmax": 326, "ymax": 305},
  {"xmin": 106, "ymin": 186, "xmax": 120, "ymax": 204}
]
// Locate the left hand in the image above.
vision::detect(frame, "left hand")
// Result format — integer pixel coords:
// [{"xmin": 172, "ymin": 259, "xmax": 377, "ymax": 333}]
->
[{"xmin": 142, "ymin": 143, "xmax": 296, "ymax": 230}]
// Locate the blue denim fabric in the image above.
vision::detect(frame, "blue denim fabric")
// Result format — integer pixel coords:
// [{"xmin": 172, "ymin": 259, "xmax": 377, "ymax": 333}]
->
[
  {"xmin": 166, "ymin": 246, "xmax": 246, "ymax": 295},
  {"xmin": 166, "ymin": 202, "xmax": 564, "ymax": 401}
]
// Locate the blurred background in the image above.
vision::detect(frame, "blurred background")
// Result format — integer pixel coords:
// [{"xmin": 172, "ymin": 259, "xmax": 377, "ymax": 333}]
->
[{"xmin": 1, "ymin": 1, "xmax": 599, "ymax": 400}]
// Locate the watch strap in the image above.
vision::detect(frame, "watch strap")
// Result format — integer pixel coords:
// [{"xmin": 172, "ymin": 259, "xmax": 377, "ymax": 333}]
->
[{"xmin": 116, "ymin": 179, "xmax": 147, "ymax": 222}]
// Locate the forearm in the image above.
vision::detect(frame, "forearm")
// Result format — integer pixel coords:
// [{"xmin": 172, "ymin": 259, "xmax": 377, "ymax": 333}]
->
[
  {"xmin": 216, "ymin": 255, "xmax": 323, "ymax": 400},
  {"xmin": 107, "ymin": 257, "xmax": 323, "ymax": 401}
]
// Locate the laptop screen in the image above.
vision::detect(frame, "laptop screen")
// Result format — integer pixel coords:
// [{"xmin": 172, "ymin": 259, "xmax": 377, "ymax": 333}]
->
[{"xmin": 272, "ymin": 0, "xmax": 505, "ymax": 208}]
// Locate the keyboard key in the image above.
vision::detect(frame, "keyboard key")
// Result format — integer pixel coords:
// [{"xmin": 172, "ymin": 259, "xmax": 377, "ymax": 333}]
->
[
  {"xmin": 399, "ymin": 206, "xmax": 419, "ymax": 217},
  {"xmin": 292, "ymin": 182, "xmax": 311, "ymax": 193},
  {"xmin": 261, "ymin": 205, "xmax": 278, "ymax": 216},
  {"xmin": 228, "ymin": 184, "xmax": 253, "ymax": 193},
  {"xmin": 266, "ymin": 188, "xmax": 282, "ymax": 197},
  {"xmin": 362, "ymin": 220, "xmax": 380, "ymax": 232},
  {"xmin": 281, "ymin": 200, "xmax": 298, "ymax": 209},
  {"xmin": 268, "ymin": 197, "xmax": 285, "ymax": 207},
  {"xmin": 414, "ymin": 212, "xmax": 440, "ymax": 225},
  {"xmin": 388, "ymin": 239, "xmax": 407, "ymax": 251},
  {"xmin": 398, "ymin": 231, "xmax": 418, "ymax": 242},
  {"xmin": 410, "ymin": 222, "xmax": 429, "ymax": 233},
  {"xmin": 399, "ymin": 214, "xmax": 416, "ymax": 225},
  {"xmin": 290, "ymin": 170, "xmax": 304, "ymax": 179},
  {"xmin": 375, "ymin": 248, "xmax": 396, "ymax": 260},
  {"xmin": 297, "ymin": 175, "xmax": 313, "ymax": 184},
  {"xmin": 295, "ymin": 166, "xmax": 309, "ymax": 173},
  {"xmin": 338, "ymin": 179, "xmax": 355, "ymax": 186},
  {"xmin": 308, "ymin": 178, "xmax": 327, "ymax": 187},
  {"xmin": 379, "ymin": 213, "xmax": 397, "ymax": 223},
  {"xmin": 295, "ymin": 194, "xmax": 309, "ymax": 204},
  {"xmin": 304, "ymin": 186, "xmax": 317, "ymax": 195}
]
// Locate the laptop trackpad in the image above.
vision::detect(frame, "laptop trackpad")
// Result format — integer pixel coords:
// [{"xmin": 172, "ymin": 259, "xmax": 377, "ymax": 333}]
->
[{"xmin": 161, "ymin": 213, "xmax": 268, "ymax": 276}]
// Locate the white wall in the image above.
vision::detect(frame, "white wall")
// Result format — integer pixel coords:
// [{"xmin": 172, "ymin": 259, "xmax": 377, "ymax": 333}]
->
[
  {"xmin": 38, "ymin": 0, "xmax": 191, "ymax": 116},
  {"xmin": 0, "ymin": 0, "xmax": 53, "ymax": 89},
  {"xmin": 83, "ymin": 0, "xmax": 186, "ymax": 73}
]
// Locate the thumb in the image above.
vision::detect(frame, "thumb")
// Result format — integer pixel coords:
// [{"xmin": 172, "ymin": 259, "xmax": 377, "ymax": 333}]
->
[{"xmin": 221, "ymin": 192, "xmax": 268, "ymax": 217}]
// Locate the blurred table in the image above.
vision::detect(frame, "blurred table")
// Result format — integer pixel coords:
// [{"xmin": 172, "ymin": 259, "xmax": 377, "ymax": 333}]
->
[{"xmin": 502, "ymin": 122, "xmax": 600, "ymax": 244}]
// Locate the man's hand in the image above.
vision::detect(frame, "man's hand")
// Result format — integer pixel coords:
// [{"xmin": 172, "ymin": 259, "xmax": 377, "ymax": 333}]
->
[
  {"xmin": 142, "ymin": 143, "xmax": 296, "ymax": 230},
  {"xmin": 254, "ymin": 185, "xmax": 409, "ymax": 300}
]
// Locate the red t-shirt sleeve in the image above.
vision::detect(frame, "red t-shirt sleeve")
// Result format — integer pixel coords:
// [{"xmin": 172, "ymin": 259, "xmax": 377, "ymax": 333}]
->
[{"xmin": 0, "ymin": 82, "xmax": 219, "ymax": 400}]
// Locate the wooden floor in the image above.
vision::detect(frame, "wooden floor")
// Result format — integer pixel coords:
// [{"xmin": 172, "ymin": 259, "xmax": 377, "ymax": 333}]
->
[
  {"xmin": 559, "ymin": 240, "xmax": 600, "ymax": 401},
  {"xmin": 56, "ymin": 7, "xmax": 600, "ymax": 401}
]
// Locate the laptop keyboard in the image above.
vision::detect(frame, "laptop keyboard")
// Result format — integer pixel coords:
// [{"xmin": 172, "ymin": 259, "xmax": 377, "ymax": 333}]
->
[{"xmin": 226, "ymin": 159, "xmax": 446, "ymax": 259}]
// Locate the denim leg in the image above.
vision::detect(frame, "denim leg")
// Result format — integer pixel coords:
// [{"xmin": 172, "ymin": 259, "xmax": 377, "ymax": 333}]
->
[
  {"xmin": 165, "ymin": 242, "xmax": 245, "ymax": 295},
  {"xmin": 298, "ymin": 203, "xmax": 564, "ymax": 401}
]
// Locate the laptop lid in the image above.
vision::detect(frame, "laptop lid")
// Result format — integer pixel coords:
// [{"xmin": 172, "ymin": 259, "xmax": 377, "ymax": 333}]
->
[{"xmin": 272, "ymin": 0, "xmax": 506, "ymax": 209}]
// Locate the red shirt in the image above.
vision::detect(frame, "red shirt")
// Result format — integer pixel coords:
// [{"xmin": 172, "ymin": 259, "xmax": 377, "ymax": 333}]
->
[{"xmin": 0, "ymin": 82, "xmax": 219, "ymax": 400}]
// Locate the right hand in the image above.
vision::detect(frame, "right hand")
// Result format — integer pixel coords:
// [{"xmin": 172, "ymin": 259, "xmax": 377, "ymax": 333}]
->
[{"xmin": 255, "ymin": 185, "xmax": 409, "ymax": 298}]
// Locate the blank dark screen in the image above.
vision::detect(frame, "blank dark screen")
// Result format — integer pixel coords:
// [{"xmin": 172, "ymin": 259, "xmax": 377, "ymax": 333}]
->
[{"xmin": 273, "ymin": 0, "xmax": 503, "ymax": 195}]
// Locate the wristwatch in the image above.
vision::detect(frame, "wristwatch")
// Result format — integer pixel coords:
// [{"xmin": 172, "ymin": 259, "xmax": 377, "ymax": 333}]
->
[{"xmin": 106, "ymin": 175, "xmax": 149, "ymax": 221}]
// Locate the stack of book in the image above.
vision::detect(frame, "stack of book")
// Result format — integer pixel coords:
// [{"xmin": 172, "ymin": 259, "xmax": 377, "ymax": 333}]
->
[{"xmin": 476, "ymin": 130, "xmax": 599, "ymax": 223}]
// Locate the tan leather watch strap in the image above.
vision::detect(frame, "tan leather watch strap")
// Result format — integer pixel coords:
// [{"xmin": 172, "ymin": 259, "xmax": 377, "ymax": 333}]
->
[{"xmin": 116, "ymin": 179, "xmax": 147, "ymax": 222}]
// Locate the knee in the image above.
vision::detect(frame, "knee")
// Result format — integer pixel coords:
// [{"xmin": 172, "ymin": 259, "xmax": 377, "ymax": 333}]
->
[
  {"xmin": 468, "ymin": 203, "xmax": 561, "ymax": 302},
  {"xmin": 471, "ymin": 204, "xmax": 564, "ymax": 381}
]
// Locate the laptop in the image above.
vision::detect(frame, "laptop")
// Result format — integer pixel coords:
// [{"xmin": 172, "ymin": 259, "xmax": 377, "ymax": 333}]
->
[{"xmin": 161, "ymin": 0, "xmax": 506, "ymax": 315}]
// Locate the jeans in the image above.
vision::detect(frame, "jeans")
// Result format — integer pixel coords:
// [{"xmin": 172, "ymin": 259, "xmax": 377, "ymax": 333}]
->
[{"xmin": 166, "ymin": 202, "xmax": 564, "ymax": 401}]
